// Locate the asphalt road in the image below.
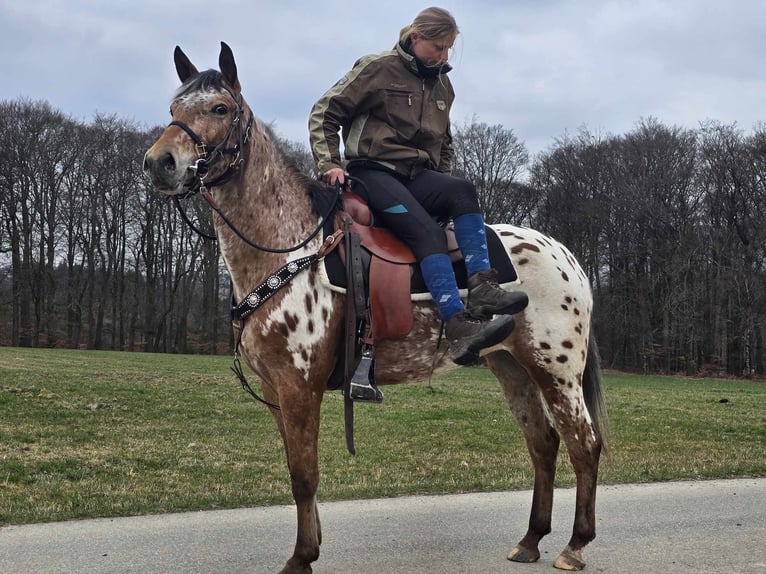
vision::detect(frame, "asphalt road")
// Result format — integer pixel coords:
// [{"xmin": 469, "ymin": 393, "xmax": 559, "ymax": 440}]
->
[{"xmin": 1, "ymin": 478, "xmax": 764, "ymax": 574}]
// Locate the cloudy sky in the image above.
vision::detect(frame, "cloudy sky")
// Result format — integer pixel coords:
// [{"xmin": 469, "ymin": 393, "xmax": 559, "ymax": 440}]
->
[{"xmin": 2, "ymin": 0, "xmax": 764, "ymax": 156}]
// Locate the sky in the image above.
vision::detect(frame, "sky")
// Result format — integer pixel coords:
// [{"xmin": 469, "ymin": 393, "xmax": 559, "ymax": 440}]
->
[{"xmin": 2, "ymin": 0, "xmax": 765, "ymax": 157}]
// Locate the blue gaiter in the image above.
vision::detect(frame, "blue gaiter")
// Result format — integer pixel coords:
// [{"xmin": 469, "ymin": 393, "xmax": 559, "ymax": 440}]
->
[
  {"xmin": 419, "ymin": 253, "xmax": 464, "ymax": 321},
  {"xmin": 453, "ymin": 213, "xmax": 491, "ymax": 277}
]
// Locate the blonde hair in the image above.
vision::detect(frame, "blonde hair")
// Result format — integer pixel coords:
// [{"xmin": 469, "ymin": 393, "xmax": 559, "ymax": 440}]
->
[{"xmin": 399, "ymin": 7, "xmax": 459, "ymax": 44}]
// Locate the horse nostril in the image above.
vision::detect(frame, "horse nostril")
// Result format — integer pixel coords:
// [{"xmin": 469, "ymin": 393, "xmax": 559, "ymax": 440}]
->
[
  {"xmin": 144, "ymin": 150, "xmax": 177, "ymax": 176},
  {"xmin": 161, "ymin": 152, "xmax": 176, "ymax": 173}
]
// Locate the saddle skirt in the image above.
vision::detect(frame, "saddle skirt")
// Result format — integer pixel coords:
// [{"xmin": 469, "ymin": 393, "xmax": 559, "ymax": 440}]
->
[{"xmin": 318, "ymin": 191, "xmax": 519, "ymax": 343}]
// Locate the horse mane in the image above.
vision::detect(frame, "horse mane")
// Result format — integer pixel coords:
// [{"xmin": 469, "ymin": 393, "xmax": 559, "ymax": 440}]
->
[
  {"xmin": 305, "ymin": 173, "xmax": 341, "ymax": 222},
  {"xmin": 266, "ymin": 123, "xmax": 340, "ymax": 221}
]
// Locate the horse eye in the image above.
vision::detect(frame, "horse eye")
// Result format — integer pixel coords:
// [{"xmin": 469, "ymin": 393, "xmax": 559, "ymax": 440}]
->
[{"xmin": 212, "ymin": 104, "xmax": 228, "ymax": 115}]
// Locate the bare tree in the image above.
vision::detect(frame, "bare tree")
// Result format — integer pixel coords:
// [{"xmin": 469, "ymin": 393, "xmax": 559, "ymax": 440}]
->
[
  {"xmin": 698, "ymin": 121, "xmax": 765, "ymax": 375},
  {"xmin": 0, "ymin": 100, "xmax": 80, "ymax": 346},
  {"xmin": 1, "ymin": 97, "xmax": 763, "ymax": 375},
  {"xmin": 610, "ymin": 118, "xmax": 700, "ymax": 373},
  {"xmin": 452, "ymin": 117, "xmax": 530, "ymax": 224},
  {"xmin": 529, "ymin": 128, "xmax": 614, "ymax": 290}
]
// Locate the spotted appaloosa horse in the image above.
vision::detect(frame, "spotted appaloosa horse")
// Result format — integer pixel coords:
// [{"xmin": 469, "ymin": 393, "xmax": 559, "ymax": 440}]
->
[{"xmin": 144, "ymin": 42, "xmax": 608, "ymax": 574}]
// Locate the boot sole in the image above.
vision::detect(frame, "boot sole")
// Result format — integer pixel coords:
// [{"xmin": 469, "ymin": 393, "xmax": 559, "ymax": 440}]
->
[
  {"xmin": 469, "ymin": 293, "xmax": 529, "ymax": 319},
  {"xmin": 449, "ymin": 315, "xmax": 515, "ymax": 365}
]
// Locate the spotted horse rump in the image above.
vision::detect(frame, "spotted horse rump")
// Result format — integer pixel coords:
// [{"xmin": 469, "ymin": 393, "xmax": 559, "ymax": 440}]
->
[{"xmin": 143, "ymin": 42, "xmax": 609, "ymax": 574}]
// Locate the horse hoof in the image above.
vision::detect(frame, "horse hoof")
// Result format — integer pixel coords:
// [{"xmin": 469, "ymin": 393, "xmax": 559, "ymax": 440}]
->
[
  {"xmin": 278, "ymin": 558, "xmax": 313, "ymax": 574},
  {"xmin": 507, "ymin": 544, "xmax": 540, "ymax": 563},
  {"xmin": 553, "ymin": 547, "xmax": 586, "ymax": 571}
]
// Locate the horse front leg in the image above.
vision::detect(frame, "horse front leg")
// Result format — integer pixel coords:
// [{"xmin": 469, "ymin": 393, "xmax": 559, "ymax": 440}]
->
[
  {"xmin": 267, "ymin": 378, "xmax": 323, "ymax": 574},
  {"xmin": 485, "ymin": 351, "xmax": 560, "ymax": 564}
]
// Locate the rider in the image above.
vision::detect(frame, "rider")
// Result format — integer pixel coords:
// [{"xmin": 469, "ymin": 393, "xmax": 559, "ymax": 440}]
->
[{"xmin": 309, "ymin": 6, "xmax": 528, "ymax": 364}]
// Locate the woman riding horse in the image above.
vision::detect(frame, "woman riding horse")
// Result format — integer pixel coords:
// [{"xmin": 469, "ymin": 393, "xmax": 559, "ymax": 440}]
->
[
  {"xmin": 144, "ymin": 34, "xmax": 607, "ymax": 574},
  {"xmin": 309, "ymin": 7, "xmax": 529, "ymax": 365}
]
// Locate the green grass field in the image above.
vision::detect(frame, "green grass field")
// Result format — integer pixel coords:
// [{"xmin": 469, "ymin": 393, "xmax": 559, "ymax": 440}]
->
[{"xmin": 1, "ymin": 347, "xmax": 764, "ymax": 525}]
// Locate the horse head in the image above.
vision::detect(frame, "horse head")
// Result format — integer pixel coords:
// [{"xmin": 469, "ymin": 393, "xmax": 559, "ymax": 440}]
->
[{"xmin": 144, "ymin": 42, "xmax": 251, "ymax": 196}]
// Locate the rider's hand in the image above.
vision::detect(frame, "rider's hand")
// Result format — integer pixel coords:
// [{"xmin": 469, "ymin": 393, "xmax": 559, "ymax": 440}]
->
[{"xmin": 322, "ymin": 168, "xmax": 347, "ymax": 186}]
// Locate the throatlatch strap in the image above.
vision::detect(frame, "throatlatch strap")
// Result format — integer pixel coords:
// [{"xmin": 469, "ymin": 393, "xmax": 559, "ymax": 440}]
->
[{"xmin": 231, "ymin": 255, "xmax": 316, "ymax": 321}]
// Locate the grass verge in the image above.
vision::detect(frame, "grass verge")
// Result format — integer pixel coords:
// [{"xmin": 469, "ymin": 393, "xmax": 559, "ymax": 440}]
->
[{"xmin": 1, "ymin": 347, "xmax": 764, "ymax": 525}]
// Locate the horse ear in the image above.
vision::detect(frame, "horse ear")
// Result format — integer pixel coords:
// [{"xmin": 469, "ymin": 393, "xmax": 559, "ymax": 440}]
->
[
  {"xmin": 219, "ymin": 42, "xmax": 241, "ymax": 92},
  {"xmin": 174, "ymin": 46, "xmax": 199, "ymax": 83}
]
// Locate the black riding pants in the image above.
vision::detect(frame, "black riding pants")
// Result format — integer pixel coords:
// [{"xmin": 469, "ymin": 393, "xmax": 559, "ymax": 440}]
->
[{"xmin": 347, "ymin": 166, "xmax": 481, "ymax": 262}]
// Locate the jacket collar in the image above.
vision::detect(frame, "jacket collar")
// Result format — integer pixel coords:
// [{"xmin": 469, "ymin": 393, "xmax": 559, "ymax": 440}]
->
[{"xmin": 395, "ymin": 40, "xmax": 452, "ymax": 79}]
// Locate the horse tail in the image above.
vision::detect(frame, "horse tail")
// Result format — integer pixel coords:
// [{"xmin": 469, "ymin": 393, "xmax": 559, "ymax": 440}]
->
[{"xmin": 583, "ymin": 333, "xmax": 610, "ymax": 457}]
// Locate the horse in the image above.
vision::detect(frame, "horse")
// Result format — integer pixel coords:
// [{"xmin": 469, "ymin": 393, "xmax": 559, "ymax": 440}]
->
[{"xmin": 144, "ymin": 42, "xmax": 608, "ymax": 574}]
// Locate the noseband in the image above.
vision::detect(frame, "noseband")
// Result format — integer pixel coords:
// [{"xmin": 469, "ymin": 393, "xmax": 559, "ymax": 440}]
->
[{"xmin": 169, "ymin": 87, "xmax": 254, "ymax": 198}]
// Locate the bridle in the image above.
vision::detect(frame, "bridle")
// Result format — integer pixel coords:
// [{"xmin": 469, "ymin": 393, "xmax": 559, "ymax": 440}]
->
[
  {"xmin": 167, "ymin": 86, "xmax": 342, "ymax": 253},
  {"xmin": 169, "ymin": 85, "xmax": 253, "ymax": 200}
]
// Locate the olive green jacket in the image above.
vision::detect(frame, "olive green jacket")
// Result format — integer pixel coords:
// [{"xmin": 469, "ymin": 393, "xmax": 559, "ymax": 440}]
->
[{"xmin": 309, "ymin": 42, "xmax": 455, "ymax": 178}]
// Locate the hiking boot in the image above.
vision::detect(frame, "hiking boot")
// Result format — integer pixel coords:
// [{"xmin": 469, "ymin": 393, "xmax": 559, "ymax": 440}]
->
[
  {"xmin": 467, "ymin": 269, "xmax": 529, "ymax": 319},
  {"xmin": 445, "ymin": 311, "xmax": 515, "ymax": 365}
]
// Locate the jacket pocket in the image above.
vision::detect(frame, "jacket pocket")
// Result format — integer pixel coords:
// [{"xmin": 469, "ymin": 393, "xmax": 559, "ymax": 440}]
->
[{"xmin": 382, "ymin": 89, "xmax": 421, "ymax": 139}]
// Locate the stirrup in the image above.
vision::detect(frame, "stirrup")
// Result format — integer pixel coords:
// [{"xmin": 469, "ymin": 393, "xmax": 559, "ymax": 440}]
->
[{"xmin": 349, "ymin": 348, "xmax": 384, "ymax": 403}]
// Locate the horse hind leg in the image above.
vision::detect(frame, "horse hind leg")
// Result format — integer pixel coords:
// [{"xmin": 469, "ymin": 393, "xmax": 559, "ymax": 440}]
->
[
  {"xmin": 547, "ymin": 402, "xmax": 602, "ymax": 571},
  {"xmin": 534, "ymin": 349, "xmax": 604, "ymax": 571},
  {"xmin": 548, "ymin": 337, "xmax": 606, "ymax": 571},
  {"xmin": 485, "ymin": 350, "xmax": 560, "ymax": 565}
]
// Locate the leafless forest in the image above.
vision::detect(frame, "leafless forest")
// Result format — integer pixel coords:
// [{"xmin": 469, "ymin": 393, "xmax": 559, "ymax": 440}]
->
[{"xmin": 1, "ymin": 99, "xmax": 764, "ymax": 376}]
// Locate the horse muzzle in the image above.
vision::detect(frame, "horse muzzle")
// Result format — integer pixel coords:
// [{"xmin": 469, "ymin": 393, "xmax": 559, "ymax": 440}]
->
[{"xmin": 143, "ymin": 145, "xmax": 197, "ymax": 195}]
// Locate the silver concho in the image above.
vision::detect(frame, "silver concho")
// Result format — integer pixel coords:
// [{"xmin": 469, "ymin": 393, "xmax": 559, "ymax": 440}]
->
[
  {"xmin": 247, "ymin": 292, "xmax": 260, "ymax": 307},
  {"xmin": 267, "ymin": 275, "xmax": 281, "ymax": 289},
  {"xmin": 287, "ymin": 261, "xmax": 299, "ymax": 273}
]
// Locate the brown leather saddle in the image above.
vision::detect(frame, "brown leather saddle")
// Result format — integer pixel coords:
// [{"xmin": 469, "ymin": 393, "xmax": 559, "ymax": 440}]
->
[
  {"xmin": 327, "ymin": 189, "xmax": 519, "ymax": 344},
  {"xmin": 335, "ymin": 190, "xmax": 465, "ymax": 344}
]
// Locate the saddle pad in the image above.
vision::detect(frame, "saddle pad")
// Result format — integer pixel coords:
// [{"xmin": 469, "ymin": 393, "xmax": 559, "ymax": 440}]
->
[{"xmin": 319, "ymin": 224, "xmax": 518, "ymax": 300}]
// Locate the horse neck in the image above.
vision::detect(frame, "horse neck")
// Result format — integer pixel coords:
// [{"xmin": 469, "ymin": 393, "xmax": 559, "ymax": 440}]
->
[{"xmin": 211, "ymin": 120, "xmax": 318, "ymax": 295}]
